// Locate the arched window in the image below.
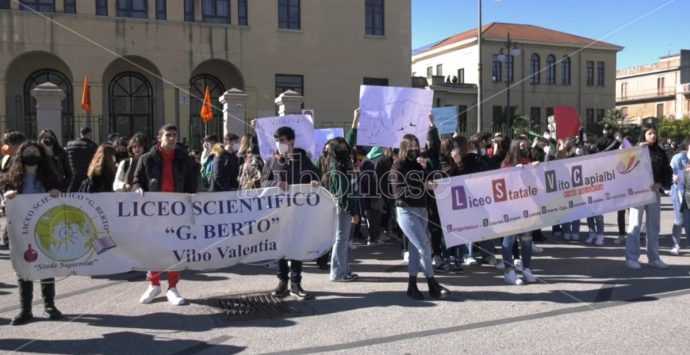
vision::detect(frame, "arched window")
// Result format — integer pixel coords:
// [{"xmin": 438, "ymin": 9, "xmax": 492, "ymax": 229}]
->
[
  {"xmin": 109, "ymin": 72, "xmax": 154, "ymax": 138},
  {"xmin": 189, "ymin": 74, "xmax": 226, "ymax": 151},
  {"xmin": 561, "ymin": 55, "xmax": 571, "ymax": 85},
  {"xmin": 530, "ymin": 53, "xmax": 540, "ymax": 84},
  {"xmin": 546, "ymin": 55, "xmax": 556, "ymax": 85},
  {"xmin": 23, "ymin": 69, "xmax": 74, "ymax": 142}
]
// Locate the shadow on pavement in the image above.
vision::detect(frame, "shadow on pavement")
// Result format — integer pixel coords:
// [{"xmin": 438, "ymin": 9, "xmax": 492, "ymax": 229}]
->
[{"xmin": 0, "ymin": 331, "xmax": 245, "ymax": 354}]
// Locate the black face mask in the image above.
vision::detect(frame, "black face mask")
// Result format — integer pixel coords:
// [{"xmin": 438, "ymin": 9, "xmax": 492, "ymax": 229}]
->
[
  {"xmin": 407, "ymin": 150, "xmax": 420, "ymax": 161},
  {"xmin": 42, "ymin": 138, "xmax": 54, "ymax": 147},
  {"xmin": 335, "ymin": 150, "xmax": 349, "ymax": 162},
  {"xmin": 21, "ymin": 155, "xmax": 42, "ymax": 166}
]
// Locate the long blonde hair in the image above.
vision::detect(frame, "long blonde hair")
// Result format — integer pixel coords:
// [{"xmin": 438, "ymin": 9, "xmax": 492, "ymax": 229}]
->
[{"xmin": 88, "ymin": 144, "xmax": 117, "ymax": 178}]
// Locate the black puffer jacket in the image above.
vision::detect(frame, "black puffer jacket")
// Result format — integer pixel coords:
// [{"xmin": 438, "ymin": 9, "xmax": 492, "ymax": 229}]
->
[
  {"xmin": 65, "ymin": 137, "xmax": 97, "ymax": 191},
  {"xmin": 132, "ymin": 146, "xmax": 198, "ymax": 193},
  {"xmin": 209, "ymin": 150, "xmax": 240, "ymax": 192},
  {"xmin": 648, "ymin": 143, "xmax": 672, "ymax": 189}
]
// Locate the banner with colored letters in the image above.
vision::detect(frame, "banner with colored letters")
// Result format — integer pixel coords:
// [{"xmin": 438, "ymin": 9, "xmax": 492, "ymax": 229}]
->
[
  {"xmin": 434, "ymin": 146, "xmax": 656, "ymax": 247},
  {"xmin": 8, "ymin": 185, "xmax": 337, "ymax": 281}
]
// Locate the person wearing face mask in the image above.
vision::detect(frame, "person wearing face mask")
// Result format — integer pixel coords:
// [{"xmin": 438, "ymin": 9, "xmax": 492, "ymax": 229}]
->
[
  {"xmin": 113, "ymin": 133, "xmax": 149, "ymax": 192},
  {"xmin": 38, "ymin": 130, "xmax": 73, "ymax": 192},
  {"xmin": 262, "ymin": 125, "xmax": 321, "ymax": 299},
  {"xmin": 321, "ymin": 134, "xmax": 360, "ymax": 282},
  {"xmin": 2, "ymin": 142, "xmax": 62, "ymax": 325},
  {"xmin": 555, "ymin": 138, "xmax": 581, "ymax": 242},
  {"xmin": 390, "ymin": 133, "xmax": 450, "ymax": 300},
  {"xmin": 596, "ymin": 123, "xmax": 621, "ymax": 153},
  {"xmin": 208, "ymin": 133, "xmax": 240, "ymax": 192},
  {"xmin": 625, "ymin": 123, "xmax": 672, "ymax": 270},
  {"xmin": 133, "ymin": 124, "xmax": 198, "ymax": 305}
]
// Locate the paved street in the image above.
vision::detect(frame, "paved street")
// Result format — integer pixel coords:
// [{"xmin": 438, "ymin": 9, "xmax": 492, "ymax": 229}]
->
[{"xmin": 1, "ymin": 196, "xmax": 689, "ymax": 354}]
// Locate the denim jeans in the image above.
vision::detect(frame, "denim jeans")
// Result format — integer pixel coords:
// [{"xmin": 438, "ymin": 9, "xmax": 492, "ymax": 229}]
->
[
  {"xmin": 277, "ymin": 259, "xmax": 303, "ymax": 283},
  {"xmin": 562, "ymin": 220, "xmax": 581, "ymax": 236},
  {"xmin": 670, "ymin": 183, "xmax": 690, "ymax": 246},
  {"xmin": 502, "ymin": 233, "xmax": 533, "ymax": 269},
  {"xmin": 586, "ymin": 215, "xmax": 604, "ymax": 234},
  {"xmin": 626, "ymin": 192, "xmax": 661, "ymax": 262},
  {"xmin": 330, "ymin": 208, "xmax": 353, "ymax": 280},
  {"xmin": 396, "ymin": 207, "xmax": 433, "ymax": 277}
]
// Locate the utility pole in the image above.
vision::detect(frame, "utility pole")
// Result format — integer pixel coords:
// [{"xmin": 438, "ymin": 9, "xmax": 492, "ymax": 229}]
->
[{"xmin": 476, "ymin": 0, "xmax": 482, "ymax": 133}]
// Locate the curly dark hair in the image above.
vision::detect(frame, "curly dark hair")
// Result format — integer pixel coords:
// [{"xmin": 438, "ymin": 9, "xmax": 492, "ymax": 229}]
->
[{"xmin": 1, "ymin": 141, "xmax": 59, "ymax": 193}]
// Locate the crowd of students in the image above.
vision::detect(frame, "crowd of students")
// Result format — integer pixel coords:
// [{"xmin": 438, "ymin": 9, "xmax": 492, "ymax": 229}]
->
[{"xmin": 0, "ymin": 112, "xmax": 683, "ymax": 326}]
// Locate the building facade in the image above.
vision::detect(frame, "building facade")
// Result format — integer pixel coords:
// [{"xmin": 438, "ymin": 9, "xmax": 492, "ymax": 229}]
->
[
  {"xmin": 0, "ymin": 0, "xmax": 410, "ymax": 148},
  {"xmin": 616, "ymin": 50, "xmax": 690, "ymax": 123},
  {"xmin": 412, "ymin": 23, "xmax": 622, "ymax": 134}
]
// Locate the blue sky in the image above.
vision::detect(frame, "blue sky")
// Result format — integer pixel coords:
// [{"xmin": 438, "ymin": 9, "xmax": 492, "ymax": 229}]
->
[{"xmin": 412, "ymin": 0, "xmax": 690, "ymax": 69}]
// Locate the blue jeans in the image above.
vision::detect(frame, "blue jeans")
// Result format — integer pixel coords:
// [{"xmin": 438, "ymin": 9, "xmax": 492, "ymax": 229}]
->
[
  {"xmin": 586, "ymin": 215, "xmax": 604, "ymax": 234},
  {"xmin": 396, "ymin": 207, "xmax": 433, "ymax": 277},
  {"xmin": 502, "ymin": 233, "xmax": 533, "ymax": 269},
  {"xmin": 671, "ymin": 183, "xmax": 690, "ymax": 246},
  {"xmin": 330, "ymin": 208, "xmax": 352, "ymax": 280},
  {"xmin": 562, "ymin": 220, "xmax": 581, "ymax": 235},
  {"xmin": 626, "ymin": 193, "xmax": 661, "ymax": 262}
]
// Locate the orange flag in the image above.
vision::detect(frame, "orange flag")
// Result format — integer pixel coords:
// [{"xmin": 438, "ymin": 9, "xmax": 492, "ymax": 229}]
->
[
  {"xmin": 81, "ymin": 75, "xmax": 92, "ymax": 114},
  {"xmin": 200, "ymin": 87, "xmax": 213, "ymax": 122}
]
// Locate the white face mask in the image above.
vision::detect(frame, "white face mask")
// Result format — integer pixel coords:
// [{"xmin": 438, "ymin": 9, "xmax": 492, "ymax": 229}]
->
[
  {"xmin": 543, "ymin": 133, "xmax": 550, "ymax": 140},
  {"xmin": 575, "ymin": 147, "xmax": 583, "ymax": 156},
  {"xmin": 276, "ymin": 142, "xmax": 289, "ymax": 154},
  {"xmin": 543, "ymin": 145, "xmax": 551, "ymax": 155},
  {"xmin": 480, "ymin": 148, "xmax": 487, "ymax": 156},
  {"xmin": 203, "ymin": 142, "xmax": 211, "ymax": 150},
  {"xmin": 232, "ymin": 143, "xmax": 240, "ymax": 152}
]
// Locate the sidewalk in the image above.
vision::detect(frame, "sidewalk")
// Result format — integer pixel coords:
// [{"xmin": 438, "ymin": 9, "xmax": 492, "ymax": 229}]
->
[{"xmin": 0, "ymin": 197, "xmax": 688, "ymax": 354}]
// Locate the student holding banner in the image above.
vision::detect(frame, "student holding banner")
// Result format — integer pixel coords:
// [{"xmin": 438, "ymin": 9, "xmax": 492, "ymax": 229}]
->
[
  {"xmin": 2, "ymin": 142, "xmax": 63, "ymax": 325},
  {"xmin": 262, "ymin": 126, "xmax": 321, "ymax": 299},
  {"xmin": 390, "ymin": 133, "xmax": 450, "ymax": 300},
  {"xmin": 500, "ymin": 138, "xmax": 538, "ymax": 285},
  {"xmin": 625, "ymin": 123, "xmax": 672, "ymax": 270},
  {"xmin": 133, "ymin": 124, "xmax": 198, "ymax": 305}
]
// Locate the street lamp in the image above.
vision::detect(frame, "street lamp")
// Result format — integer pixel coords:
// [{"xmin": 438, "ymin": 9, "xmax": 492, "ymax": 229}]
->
[{"xmin": 496, "ymin": 33, "xmax": 520, "ymax": 136}]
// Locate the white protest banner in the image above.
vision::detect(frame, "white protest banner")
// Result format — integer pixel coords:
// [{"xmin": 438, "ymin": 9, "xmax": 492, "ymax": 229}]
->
[
  {"xmin": 434, "ymin": 146, "xmax": 656, "ymax": 247},
  {"xmin": 8, "ymin": 185, "xmax": 337, "ymax": 281},
  {"xmin": 357, "ymin": 85, "xmax": 433, "ymax": 148},
  {"xmin": 255, "ymin": 115, "xmax": 315, "ymax": 160},
  {"xmin": 432, "ymin": 106, "xmax": 458, "ymax": 135},
  {"xmin": 313, "ymin": 128, "xmax": 345, "ymax": 160}
]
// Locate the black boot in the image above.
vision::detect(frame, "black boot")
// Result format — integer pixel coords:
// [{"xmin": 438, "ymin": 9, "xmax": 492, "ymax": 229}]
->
[
  {"xmin": 11, "ymin": 280, "xmax": 34, "ymax": 326},
  {"xmin": 271, "ymin": 280, "xmax": 289, "ymax": 298},
  {"xmin": 41, "ymin": 279, "xmax": 62, "ymax": 320},
  {"xmin": 406, "ymin": 275, "xmax": 424, "ymax": 300},
  {"xmin": 427, "ymin": 277, "xmax": 450, "ymax": 299}
]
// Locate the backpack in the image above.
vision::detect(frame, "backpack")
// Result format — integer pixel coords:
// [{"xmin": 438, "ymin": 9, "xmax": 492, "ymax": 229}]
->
[{"xmin": 200, "ymin": 155, "xmax": 214, "ymax": 188}]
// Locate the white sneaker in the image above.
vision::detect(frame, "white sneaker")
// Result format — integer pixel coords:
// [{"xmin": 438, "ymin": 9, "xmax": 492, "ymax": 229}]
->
[
  {"xmin": 495, "ymin": 260, "xmax": 505, "ymax": 270},
  {"xmin": 139, "ymin": 285, "xmax": 162, "ymax": 304},
  {"xmin": 433, "ymin": 255, "xmax": 442, "ymax": 266},
  {"xmin": 523, "ymin": 268, "xmax": 537, "ymax": 283},
  {"xmin": 670, "ymin": 245, "xmax": 680, "ymax": 256},
  {"xmin": 166, "ymin": 288, "xmax": 187, "ymax": 305},
  {"xmin": 585, "ymin": 233, "xmax": 596, "ymax": 244},
  {"xmin": 403, "ymin": 251, "xmax": 409, "ymax": 262},
  {"xmin": 625, "ymin": 260, "xmax": 642, "ymax": 270},
  {"xmin": 514, "ymin": 259, "xmax": 523, "ymax": 271},
  {"xmin": 595, "ymin": 234, "xmax": 605, "ymax": 246},
  {"xmin": 614, "ymin": 235, "xmax": 626, "ymax": 245},
  {"xmin": 463, "ymin": 256, "xmax": 477, "ymax": 266},
  {"xmin": 532, "ymin": 244, "xmax": 543, "ymax": 253},
  {"xmin": 504, "ymin": 270, "xmax": 523, "ymax": 285},
  {"xmin": 348, "ymin": 240, "xmax": 357, "ymax": 250},
  {"xmin": 648, "ymin": 259, "xmax": 669, "ymax": 269}
]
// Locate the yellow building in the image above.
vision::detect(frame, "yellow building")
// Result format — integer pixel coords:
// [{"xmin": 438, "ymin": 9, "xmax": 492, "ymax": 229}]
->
[
  {"xmin": 0, "ymin": 0, "xmax": 410, "ymax": 149},
  {"xmin": 616, "ymin": 50, "xmax": 690, "ymax": 123},
  {"xmin": 412, "ymin": 23, "xmax": 622, "ymax": 134}
]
